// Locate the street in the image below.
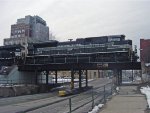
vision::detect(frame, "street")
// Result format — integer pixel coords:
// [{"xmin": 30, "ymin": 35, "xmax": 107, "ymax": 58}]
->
[{"xmin": 0, "ymin": 78, "xmax": 112, "ymax": 113}]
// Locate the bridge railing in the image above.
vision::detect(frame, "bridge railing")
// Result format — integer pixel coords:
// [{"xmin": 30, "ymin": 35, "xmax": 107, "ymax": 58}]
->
[{"xmin": 24, "ymin": 55, "xmax": 131, "ymax": 65}]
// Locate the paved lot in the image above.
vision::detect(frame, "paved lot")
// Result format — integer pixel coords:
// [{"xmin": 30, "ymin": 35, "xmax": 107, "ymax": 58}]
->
[{"xmin": 99, "ymin": 86, "xmax": 147, "ymax": 113}]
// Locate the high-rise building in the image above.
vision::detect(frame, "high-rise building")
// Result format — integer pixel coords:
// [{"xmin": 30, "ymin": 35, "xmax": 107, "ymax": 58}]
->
[
  {"xmin": 14, "ymin": 15, "xmax": 49, "ymax": 41},
  {"xmin": 3, "ymin": 15, "xmax": 50, "ymax": 55}
]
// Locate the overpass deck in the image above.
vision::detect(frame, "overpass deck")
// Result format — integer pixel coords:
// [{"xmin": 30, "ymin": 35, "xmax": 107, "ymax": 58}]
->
[
  {"xmin": 18, "ymin": 62, "xmax": 141, "ymax": 71},
  {"xmin": 18, "ymin": 52, "xmax": 141, "ymax": 86}
]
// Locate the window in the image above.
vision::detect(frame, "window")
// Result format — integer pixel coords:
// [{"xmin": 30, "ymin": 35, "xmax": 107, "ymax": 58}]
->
[{"xmin": 18, "ymin": 30, "xmax": 21, "ymax": 33}]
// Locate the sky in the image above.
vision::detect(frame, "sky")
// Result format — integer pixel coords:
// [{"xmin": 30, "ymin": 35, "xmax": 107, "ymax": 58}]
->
[{"xmin": 0, "ymin": 0, "xmax": 150, "ymax": 53}]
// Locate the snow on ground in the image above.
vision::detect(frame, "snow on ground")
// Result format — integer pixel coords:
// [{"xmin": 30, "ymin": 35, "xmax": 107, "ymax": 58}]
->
[
  {"xmin": 0, "ymin": 79, "xmax": 94, "ymax": 87},
  {"xmin": 142, "ymin": 74, "xmax": 150, "ymax": 82},
  {"xmin": 135, "ymin": 76, "xmax": 141, "ymax": 81},
  {"xmin": 116, "ymin": 86, "xmax": 119, "ymax": 92},
  {"xmin": 51, "ymin": 79, "xmax": 94, "ymax": 90},
  {"xmin": 88, "ymin": 79, "xmax": 94, "ymax": 82},
  {"xmin": 122, "ymin": 81, "xmax": 133, "ymax": 84},
  {"xmin": 88, "ymin": 104, "xmax": 104, "ymax": 113},
  {"xmin": 52, "ymin": 78, "xmax": 93, "ymax": 83},
  {"xmin": 140, "ymin": 86, "xmax": 150, "ymax": 108}
]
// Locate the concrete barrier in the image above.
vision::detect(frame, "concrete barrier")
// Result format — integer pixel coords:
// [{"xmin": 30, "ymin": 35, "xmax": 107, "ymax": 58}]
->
[{"xmin": 0, "ymin": 85, "xmax": 39, "ymax": 97}]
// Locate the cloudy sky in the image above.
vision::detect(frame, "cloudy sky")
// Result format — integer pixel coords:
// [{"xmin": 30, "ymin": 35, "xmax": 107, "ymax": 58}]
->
[{"xmin": 0, "ymin": 0, "xmax": 150, "ymax": 52}]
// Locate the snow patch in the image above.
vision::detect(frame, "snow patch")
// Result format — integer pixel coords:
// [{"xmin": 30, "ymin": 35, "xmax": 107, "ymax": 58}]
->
[
  {"xmin": 116, "ymin": 86, "xmax": 119, "ymax": 91},
  {"xmin": 122, "ymin": 81, "xmax": 132, "ymax": 84},
  {"xmin": 51, "ymin": 78, "xmax": 93, "ymax": 83},
  {"xmin": 135, "ymin": 76, "xmax": 141, "ymax": 81},
  {"xmin": 88, "ymin": 104, "xmax": 104, "ymax": 113},
  {"xmin": 112, "ymin": 92, "xmax": 116, "ymax": 96},
  {"xmin": 140, "ymin": 86, "xmax": 150, "ymax": 108},
  {"xmin": 145, "ymin": 63, "xmax": 150, "ymax": 67}
]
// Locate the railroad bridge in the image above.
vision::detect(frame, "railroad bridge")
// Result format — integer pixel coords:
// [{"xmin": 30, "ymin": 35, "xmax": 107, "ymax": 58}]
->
[
  {"xmin": 0, "ymin": 35, "xmax": 141, "ymax": 89},
  {"xmin": 18, "ymin": 54, "xmax": 141, "ymax": 88},
  {"xmin": 19, "ymin": 35, "xmax": 141, "ymax": 88}
]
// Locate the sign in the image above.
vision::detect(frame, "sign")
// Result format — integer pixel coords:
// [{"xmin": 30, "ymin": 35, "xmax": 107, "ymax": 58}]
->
[{"xmin": 97, "ymin": 63, "xmax": 108, "ymax": 68}]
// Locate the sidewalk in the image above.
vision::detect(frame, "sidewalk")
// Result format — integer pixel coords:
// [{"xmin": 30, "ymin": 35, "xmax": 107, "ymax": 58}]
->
[{"xmin": 99, "ymin": 86, "xmax": 147, "ymax": 113}]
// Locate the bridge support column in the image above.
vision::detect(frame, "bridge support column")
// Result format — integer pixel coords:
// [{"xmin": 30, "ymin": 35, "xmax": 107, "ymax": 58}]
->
[
  {"xmin": 35, "ymin": 70, "xmax": 38, "ymax": 85},
  {"xmin": 79, "ymin": 70, "xmax": 82, "ymax": 89},
  {"xmin": 71, "ymin": 69, "xmax": 74, "ymax": 90},
  {"xmin": 131, "ymin": 70, "xmax": 134, "ymax": 81},
  {"xmin": 46, "ymin": 71, "xmax": 49, "ymax": 85},
  {"xmin": 55, "ymin": 70, "xmax": 57, "ymax": 84},
  {"xmin": 98, "ymin": 70, "xmax": 100, "ymax": 78},
  {"xmin": 113, "ymin": 69, "xmax": 122, "ymax": 86},
  {"xmin": 85, "ymin": 70, "xmax": 88, "ymax": 87},
  {"xmin": 118, "ymin": 70, "xmax": 122, "ymax": 85},
  {"xmin": 119, "ymin": 70, "xmax": 122, "ymax": 85},
  {"xmin": 113, "ymin": 70, "xmax": 117, "ymax": 85}
]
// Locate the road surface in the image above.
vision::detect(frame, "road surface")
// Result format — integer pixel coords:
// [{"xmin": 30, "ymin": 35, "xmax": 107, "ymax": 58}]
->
[{"xmin": 0, "ymin": 78, "xmax": 112, "ymax": 113}]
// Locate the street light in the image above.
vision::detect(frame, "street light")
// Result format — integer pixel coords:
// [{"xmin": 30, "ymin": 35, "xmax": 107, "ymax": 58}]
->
[{"xmin": 68, "ymin": 39, "xmax": 73, "ymax": 42}]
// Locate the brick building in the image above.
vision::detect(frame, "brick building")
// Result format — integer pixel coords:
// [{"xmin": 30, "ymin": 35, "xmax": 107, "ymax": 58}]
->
[
  {"xmin": 140, "ymin": 39, "xmax": 150, "ymax": 74},
  {"xmin": 3, "ymin": 15, "xmax": 50, "ymax": 55}
]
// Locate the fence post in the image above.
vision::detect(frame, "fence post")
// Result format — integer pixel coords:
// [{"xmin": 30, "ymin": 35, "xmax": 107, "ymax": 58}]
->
[
  {"xmin": 104, "ymin": 85, "xmax": 106, "ymax": 103},
  {"xmin": 111, "ymin": 83, "xmax": 113, "ymax": 95},
  {"xmin": 11, "ymin": 80, "xmax": 12, "ymax": 86},
  {"xmin": 69, "ymin": 98, "xmax": 72, "ymax": 113},
  {"xmin": 92, "ymin": 88, "xmax": 94, "ymax": 109}
]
